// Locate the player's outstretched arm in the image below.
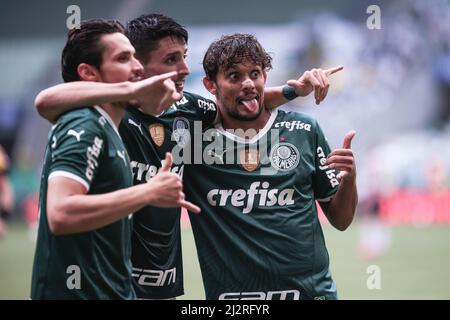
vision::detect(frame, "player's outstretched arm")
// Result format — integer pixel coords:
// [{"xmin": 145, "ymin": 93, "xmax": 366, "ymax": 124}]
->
[
  {"xmin": 47, "ymin": 153, "xmax": 199, "ymax": 235},
  {"xmin": 36, "ymin": 81, "xmax": 134, "ymax": 123},
  {"xmin": 320, "ymin": 130, "xmax": 358, "ymax": 231},
  {"xmin": 138, "ymin": 72, "xmax": 182, "ymax": 116},
  {"xmin": 264, "ymin": 66, "xmax": 343, "ymax": 109},
  {"xmin": 36, "ymin": 72, "xmax": 181, "ymax": 123}
]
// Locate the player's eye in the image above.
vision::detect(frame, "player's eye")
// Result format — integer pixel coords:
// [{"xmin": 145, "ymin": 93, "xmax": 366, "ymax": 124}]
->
[
  {"xmin": 251, "ymin": 70, "xmax": 260, "ymax": 78},
  {"xmin": 228, "ymin": 73, "xmax": 239, "ymax": 81},
  {"xmin": 118, "ymin": 54, "xmax": 130, "ymax": 63},
  {"xmin": 165, "ymin": 56, "xmax": 178, "ymax": 65}
]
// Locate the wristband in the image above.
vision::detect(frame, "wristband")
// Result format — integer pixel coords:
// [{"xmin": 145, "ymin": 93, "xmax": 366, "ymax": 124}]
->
[{"xmin": 282, "ymin": 85, "xmax": 299, "ymax": 100}]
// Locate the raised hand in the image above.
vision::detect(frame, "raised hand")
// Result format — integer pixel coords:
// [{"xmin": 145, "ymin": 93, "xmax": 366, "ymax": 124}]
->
[
  {"xmin": 286, "ymin": 66, "xmax": 343, "ymax": 105},
  {"xmin": 130, "ymin": 71, "xmax": 183, "ymax": 115},
  {"xmin": 325, "ymin": 130, "xmax": 356, "ymax": 182},
  {"xmin": 146, "ymin": 153, "xmax": 201, "ymax": 213}
]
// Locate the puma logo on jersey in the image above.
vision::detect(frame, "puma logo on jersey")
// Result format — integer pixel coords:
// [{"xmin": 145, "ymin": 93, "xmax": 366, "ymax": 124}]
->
[
  {"xmin": 128, "ymin": 119, "xmax": 143, "ymax": 135},
  {"xmin": 67, "ymin": 129, "xmax": 85, "ymax": 142},
  {"xmin": 207, "ymin": 148, "xmax": 233, "ymax": 164},
  {"xmin": 117, "ymin": 150, "xmax": 127, "ymax": 165},
  {"xmin": 85, "ymin": 136, "xmax": 103, "ymax": 181},
  {"xmin": 207, "ymin": 181, "xmax": 295, "ymax": 214}
]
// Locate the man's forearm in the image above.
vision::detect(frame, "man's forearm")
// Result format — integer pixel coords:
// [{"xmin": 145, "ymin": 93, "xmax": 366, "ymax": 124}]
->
[
  {"xmin": 48, "ymin": 182, "xmax": 153, "ymax": 235},
  {"xmin": 324, "ymin": 178, "xmax": 358, "ymax": 231},
  {"xmin": 264, "ymin": 86, "xmax": 290, "ymax": 109},
  {"xmin": 35, "ymin": 81, "xmax": 134, "ymax": 123}
]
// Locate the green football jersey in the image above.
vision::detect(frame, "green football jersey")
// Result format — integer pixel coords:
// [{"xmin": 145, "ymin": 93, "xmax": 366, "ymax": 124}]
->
[
  {"xmin": 185, "ymin": 109, "xmax": 340, "ymax": 300},
  {"xmin": 31, "ymin": 107, "xmax": 135, "ymax": 300},
  {"xmin": 120, "ymin": 92, "xmax": 217, "ymax": 299}
]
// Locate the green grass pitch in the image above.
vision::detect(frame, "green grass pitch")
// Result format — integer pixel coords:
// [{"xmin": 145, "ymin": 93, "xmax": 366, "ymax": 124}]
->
[{"xmin": 1, "ymin": 222, "xmax": 449, "ymax": 299}]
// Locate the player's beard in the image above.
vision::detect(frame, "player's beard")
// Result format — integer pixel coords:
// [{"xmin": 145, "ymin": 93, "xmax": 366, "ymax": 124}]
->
[{"xmin": 225, "ymin": 105, "xmax": 263, "ymax": 121}]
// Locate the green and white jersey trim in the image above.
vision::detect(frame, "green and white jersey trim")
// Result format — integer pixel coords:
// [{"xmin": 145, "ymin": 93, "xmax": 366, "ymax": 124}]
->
[
  {"xmin": 215, "ymin": 109, "xmax": 278, "ymax": 144},
  {"xmin": 46, "ymin": 106, "xmax": 122, "ymax": 192},
  {"xmin": 48, "ymin": 170, "xmax": 90, "ymax": 191},
  {"xmin": 94, "ymin": 106, "xmax": 122, "ymax": 139}
]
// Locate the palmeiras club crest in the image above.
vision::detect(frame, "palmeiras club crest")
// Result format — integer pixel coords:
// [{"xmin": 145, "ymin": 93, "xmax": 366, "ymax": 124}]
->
[{"xmin": 270, "ymin": 143, "xmax": 300, "ymax": 171}]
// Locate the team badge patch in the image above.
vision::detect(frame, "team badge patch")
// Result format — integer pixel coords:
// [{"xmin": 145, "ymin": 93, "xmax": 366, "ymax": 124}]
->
[
  {"xmin": 270, "ymin": 143, "xmax": 300, "ymax": 171},
  {"xmin": 149, "ymin": 123, "xmax": 165, "ymax": 147},
  {"xmin": 239, "ymin": 148, "xmax": 260, "ymax": 172},
  {"xmin": 172, "ymin": 117, "xmax": 190, "ymax": 147}
]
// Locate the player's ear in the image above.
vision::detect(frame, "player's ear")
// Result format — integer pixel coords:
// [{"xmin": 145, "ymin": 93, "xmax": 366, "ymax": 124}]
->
[
  {"xmin": 203, "ymin": 76, "xmax": 217, "ymax": 96},
  {"xmin": 263, "ymin": 69, "xmax": 267, "ymax": 84},
  {"xmin": 77, "ymin": 63, "xmax": 100, "ymax": 81}
]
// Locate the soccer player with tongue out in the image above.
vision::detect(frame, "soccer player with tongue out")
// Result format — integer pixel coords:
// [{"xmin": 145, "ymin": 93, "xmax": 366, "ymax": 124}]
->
[{"xmin": 184, "ymin": 33, "xmax": 357, "ymax": 300}]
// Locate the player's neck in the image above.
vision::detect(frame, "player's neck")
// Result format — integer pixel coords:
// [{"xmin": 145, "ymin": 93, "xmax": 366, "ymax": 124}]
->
[
  {"xmin": 220, "ymin": 108, "xmax": 272, "ymax": 136},
  {"xmin": 99, "ymin": 103, "xmax": 126, "ymax": 128}
]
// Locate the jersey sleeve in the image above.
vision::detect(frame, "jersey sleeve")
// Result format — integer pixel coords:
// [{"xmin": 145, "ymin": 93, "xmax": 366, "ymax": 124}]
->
[
  {"xmin": 312, "ymin": 120, "xmax": 340, "ymax": 202},
  {"xmin": 48, "ymin": 117, "xmax": 106, "ymax": 192},
  {"xmin": 186, "ymin": 92, "xmax": 218, "ymax": 126}
]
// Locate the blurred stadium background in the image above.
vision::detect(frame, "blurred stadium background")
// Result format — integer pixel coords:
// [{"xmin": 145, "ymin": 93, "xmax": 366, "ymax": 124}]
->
[{"xmin": 1, "ymin": 0, "xmax": 449, "ymax": 299}]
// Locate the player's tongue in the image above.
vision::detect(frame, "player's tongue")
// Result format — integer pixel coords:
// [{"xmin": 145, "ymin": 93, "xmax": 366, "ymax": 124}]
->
[{"xmin": 240, "ymin": 99, "xmax": 258, "ymax": 113}]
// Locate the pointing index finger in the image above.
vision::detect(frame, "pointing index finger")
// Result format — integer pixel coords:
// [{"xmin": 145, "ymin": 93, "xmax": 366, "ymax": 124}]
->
[
  {"xmin": 324, "ymin": 66, "xmax": 344, "ymax": 76},
  {"xmin": 154, "ymin": 71, "xmax": 178, "ymax": 82}
]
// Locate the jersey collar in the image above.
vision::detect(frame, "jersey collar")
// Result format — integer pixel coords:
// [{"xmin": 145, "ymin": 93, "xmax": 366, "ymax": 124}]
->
[
  {"xmin": 215, "ymin": 108, "xmax": 278, "ymax": 144},
  {"xmin": 94, "ymin": 105, "xmax": 122, "ymax": 140}
]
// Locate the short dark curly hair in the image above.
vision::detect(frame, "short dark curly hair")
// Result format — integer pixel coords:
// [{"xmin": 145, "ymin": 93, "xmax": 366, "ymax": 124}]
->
[
  {"xmin": 126, "ymin": 14, "xmax": 188, "ymax": 64},
  {"xmin": 61, "ymin": 19, "xmax": 125, "ymax": 82},
  {"xmin": 203, "ymin": 33, "xmax": 272, "ymax": 80}
]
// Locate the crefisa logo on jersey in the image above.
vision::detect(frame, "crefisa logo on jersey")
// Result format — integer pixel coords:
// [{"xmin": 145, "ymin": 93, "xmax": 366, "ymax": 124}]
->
[
  {"xmin": 172, "ymin": 117, "xmax": 190, "ymax": 147},
  {"xmin": 270, "ymin": 143, "xmax": 299, "ymax": 171},
  {"xmin": 149, "ymin": 123, "xmax": 165, "ymax": 147},
  {"xmin": 85, "ymin": 136, "xmax": 103, "ymax": 181}
]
